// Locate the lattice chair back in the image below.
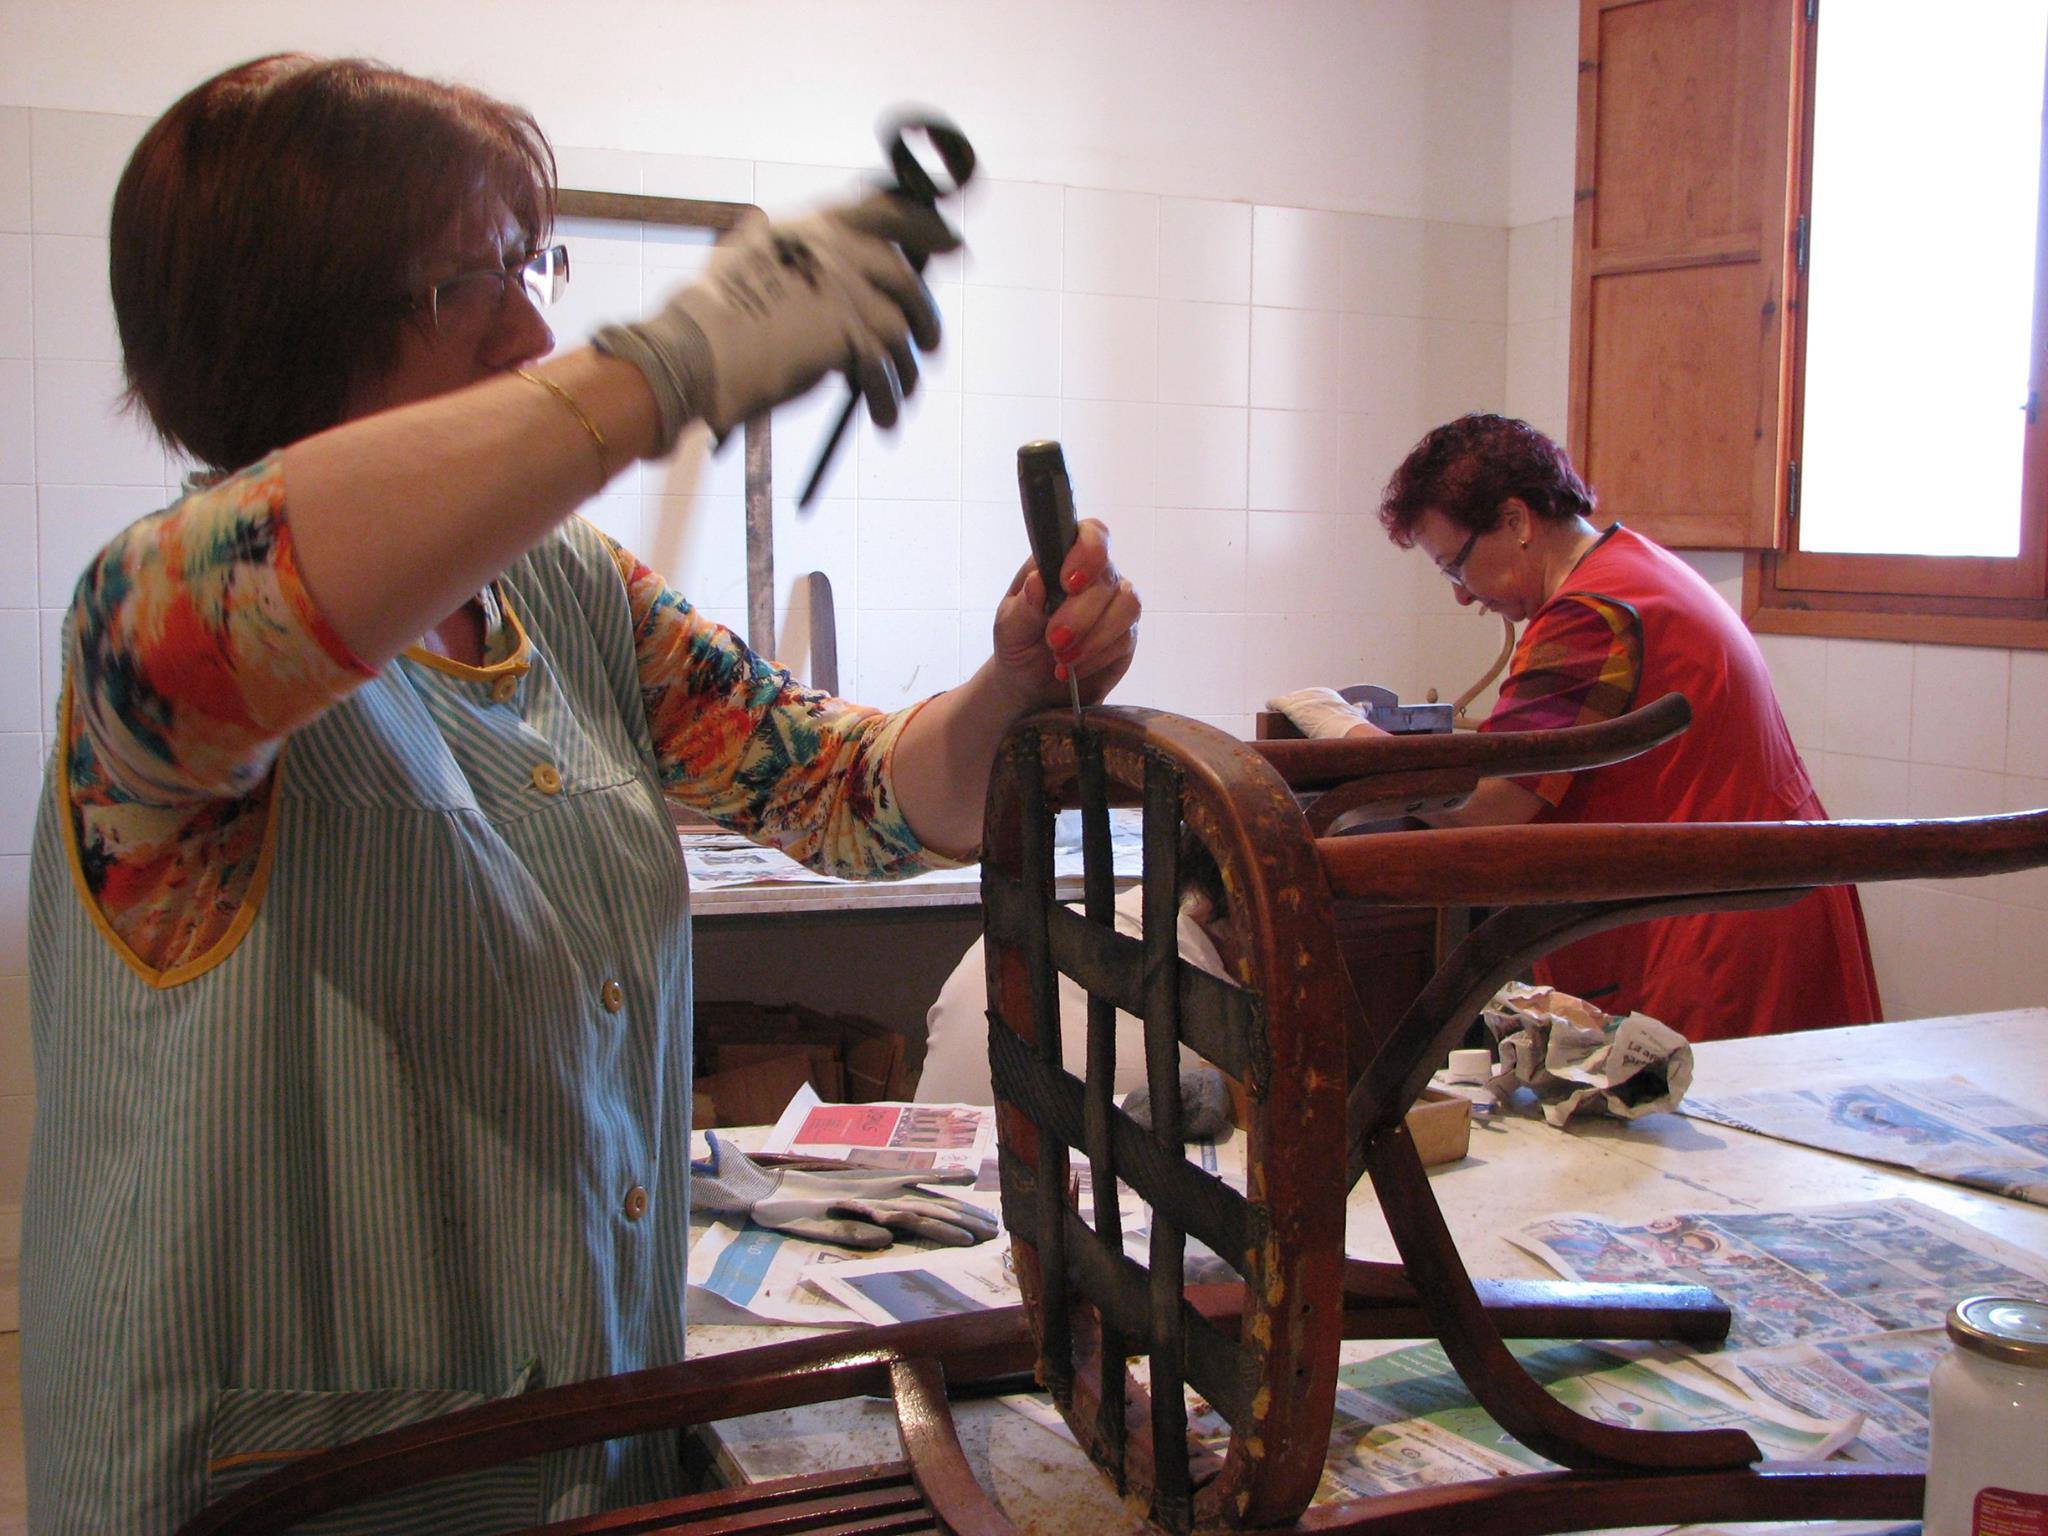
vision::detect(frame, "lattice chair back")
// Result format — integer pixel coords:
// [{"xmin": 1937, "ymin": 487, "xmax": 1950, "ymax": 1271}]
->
[{"xmin": 980, "ymin": 706, "xmax": 1359, "ymax": 1532}]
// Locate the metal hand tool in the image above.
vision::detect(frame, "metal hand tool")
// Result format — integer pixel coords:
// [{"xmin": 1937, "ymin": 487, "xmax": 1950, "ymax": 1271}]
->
[
  {"xmin": 795, "ymin": 111, "xmax": 976, "ymax": 508},
  {"xmin": 1016, "ymin": 439, "xmax": 1086, "ymax": 724}
]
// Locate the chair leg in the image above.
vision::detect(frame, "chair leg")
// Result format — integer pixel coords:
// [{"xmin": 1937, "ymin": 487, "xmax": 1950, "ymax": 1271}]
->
[
  {"xmin": 1341, "ymin": 1260, "xmax": 1733, "ymax": 1344},
  {"xmin": 891, "ymin": 1358, "xmax": 1022, "ymax": 1536},
  {"xmin": 1361, "ymin": 1123, "xmax": 1759, "ymax": 1473}
]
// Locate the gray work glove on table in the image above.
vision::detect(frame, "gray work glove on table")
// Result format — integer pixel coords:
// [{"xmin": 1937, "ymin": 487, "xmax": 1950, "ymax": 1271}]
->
[
  {"xmin": 594, "ymin": 191, "xmax": 960, "ymax": 451},
  {"xmin": 689, "ymin": 1132, "xmax": 999, "ymax": 1251},
  {"xmin": 1121, "ymin": 1064, "xmax": 1234, "ymax": 1141},
  {"xmin": 1267, "ymin": 686, "xmax": 1371, "ymax": 739}
]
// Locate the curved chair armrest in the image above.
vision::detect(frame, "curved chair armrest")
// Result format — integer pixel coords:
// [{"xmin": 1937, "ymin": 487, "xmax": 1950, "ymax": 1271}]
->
[
  {"xmin": 178, "ymin": 1310, "xmax": 1039, "ymax": 1536},
  {"xmin": 1252, "ymin": 693, "xmax": 1692, "ymax": 794}
]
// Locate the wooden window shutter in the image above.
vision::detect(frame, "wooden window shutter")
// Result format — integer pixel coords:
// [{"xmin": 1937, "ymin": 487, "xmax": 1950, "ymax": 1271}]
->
[{"xmin": 1569, "ymin": 0, "xmax": 1806, "ymax": 549}]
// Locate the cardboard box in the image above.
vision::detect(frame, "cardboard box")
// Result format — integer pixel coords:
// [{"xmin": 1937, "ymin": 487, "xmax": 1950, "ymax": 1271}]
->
[
  {"xmin": 1406, "ymin": 1087, "xmax": 1473, "ymax": 1167},
  {"xmin": 693, "ymin": 1001, "xmax": 911, "ymax": 1128}
]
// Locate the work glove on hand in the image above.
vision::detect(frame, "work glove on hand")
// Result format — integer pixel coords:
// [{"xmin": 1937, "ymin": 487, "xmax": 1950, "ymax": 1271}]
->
[
  {"xmin": 1267, "ymin": 686, "xmax": 1370, "ymax": 739},
  {"xmin": 689, "ymin": 1133, "xmax": 999, "ymax": 1251},
  {"xmin": 593, "ymin": 191, "xmax": 961, "ymax": 452}
]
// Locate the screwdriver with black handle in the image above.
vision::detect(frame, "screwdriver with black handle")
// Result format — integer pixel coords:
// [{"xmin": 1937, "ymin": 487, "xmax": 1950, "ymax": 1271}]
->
[{"xmin": 1016, "ymin": 440, "xmax": 1086, "ymax": 725}]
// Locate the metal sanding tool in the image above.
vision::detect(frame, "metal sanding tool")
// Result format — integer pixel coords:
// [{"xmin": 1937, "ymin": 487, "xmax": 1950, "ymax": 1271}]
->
[
  {"xmin": 1016, "ymin": 440, "xmax": 1086, "ymax": 725},
  {"xmin": 796, "ymin": 112, "xmax": 976, "ymax": 509}
]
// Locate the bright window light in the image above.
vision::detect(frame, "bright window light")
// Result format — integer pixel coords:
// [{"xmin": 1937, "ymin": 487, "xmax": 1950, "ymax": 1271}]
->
[{"xmin": 1800, "ymin": 2, "xmax": 2046, "ymax": 557}]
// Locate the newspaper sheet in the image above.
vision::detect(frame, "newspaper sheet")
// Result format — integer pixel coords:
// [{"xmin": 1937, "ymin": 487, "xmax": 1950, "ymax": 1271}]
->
[
  {"xmin": 1480, "ymin": 982, "xmax": 1694, "ymax": 1126},
  {"xmin": 681, "ymin": 807, "xmax": 1146, "ymax": 891},
  {"xmin": 1316, "ymin": 1338, "xmax": 1859, "ymax": 1497},
  {"xmin": 1511, "ymin": 1197, "xmax": 2048, "ymax": 1350},
  {"xmin": 761, "ymin": 1084, "xmax": 997, "ymax": 1176},
  {"xmin": 679, "ymin": 830, "xmax": 846, "ymax": 891},
  {"xmin": 1684, "ymin": 1076, "xmax": 2048, "ymax": 1207},
  {"xmin": 996, "ymin": 1335, "xmax": 1853, "ymax": 1510},
  {"xmin": 1510, "ymin": 1194, "xmax": 2048, "ymax": 1473},
  {"xmin": 1683, "ymin": 1328, "xmax": 1947, "ymax": 1464}
]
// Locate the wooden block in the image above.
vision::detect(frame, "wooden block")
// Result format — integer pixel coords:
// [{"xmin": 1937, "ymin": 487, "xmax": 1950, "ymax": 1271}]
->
[{"xmin": 1405, "ymin": 1087, "xmax": 1472, "ymax": 1167}]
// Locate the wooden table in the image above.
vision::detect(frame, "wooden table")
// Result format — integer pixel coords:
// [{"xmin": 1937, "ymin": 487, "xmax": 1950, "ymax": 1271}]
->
[
  {"xmin": 684, "ymin": 820, "xmax": 1140, "ymax": 1054},
  {"xmin": 681, "ymin": 1011, "xmax": 2048, "ymax": 1530}
]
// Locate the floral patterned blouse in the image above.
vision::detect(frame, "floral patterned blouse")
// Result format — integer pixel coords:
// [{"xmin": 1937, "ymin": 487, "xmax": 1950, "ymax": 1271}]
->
[{"xmin": 63, "ymin": 455, "xmax": 937, "ymax": 976}]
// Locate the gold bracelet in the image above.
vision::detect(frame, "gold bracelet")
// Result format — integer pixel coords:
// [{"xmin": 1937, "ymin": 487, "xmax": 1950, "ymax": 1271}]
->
[{"xmin": 516, "ymin": 368, "xmax": 611, "ymax": 483}]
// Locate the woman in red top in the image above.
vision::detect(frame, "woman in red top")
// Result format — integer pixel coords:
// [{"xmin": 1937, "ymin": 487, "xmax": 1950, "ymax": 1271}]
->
[{"xmin": 1274, "ymin": 414, "xmax": 1878, "ymax": 1041}]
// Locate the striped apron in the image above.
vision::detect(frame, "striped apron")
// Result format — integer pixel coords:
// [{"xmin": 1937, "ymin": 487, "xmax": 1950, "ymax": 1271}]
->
[{"xmin": 23, "ymin": 519, "xmax": 696, "ymax": 1532}]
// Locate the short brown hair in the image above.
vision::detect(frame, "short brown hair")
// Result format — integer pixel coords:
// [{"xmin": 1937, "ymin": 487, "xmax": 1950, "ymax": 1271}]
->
[
  {"xmin": 112, "ymin": 54, "xmax": 556, "ymax": 472},
  {"xmin": 1377, "ymin": 413, "xmax": 1595, "ymax": 546}
]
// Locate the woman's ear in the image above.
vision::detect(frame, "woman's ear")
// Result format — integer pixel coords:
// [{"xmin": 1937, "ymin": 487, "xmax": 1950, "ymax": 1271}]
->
[{"xmin": 1500, "ymin": 496, "xmax": 1533, "ymax": 546}]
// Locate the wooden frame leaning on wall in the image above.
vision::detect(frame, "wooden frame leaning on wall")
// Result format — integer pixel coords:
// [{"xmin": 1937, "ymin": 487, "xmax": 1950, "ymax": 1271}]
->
[{"xmin": 556, "ymin": 188, "xmax": 780, "ymax": 656}]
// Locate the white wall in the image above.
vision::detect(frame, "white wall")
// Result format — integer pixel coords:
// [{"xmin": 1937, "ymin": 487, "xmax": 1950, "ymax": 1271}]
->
[
  {"xmin": 1505, "ymin": 0, "xmax": 2048, "ymax": 1026},
  {"xmin": 0, "ymin": 0, "xmax": 1530, "ymax": 1316}
]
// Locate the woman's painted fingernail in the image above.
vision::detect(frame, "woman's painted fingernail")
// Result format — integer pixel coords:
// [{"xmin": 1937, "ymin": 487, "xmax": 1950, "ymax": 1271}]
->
[
  {"xmin": 1047, "ymin": 624, "xmax": 1073, "ymax": 650},
  {"xmin": 1054, "ymin": 661, "xmax": 1070, "ymax": 682},
  {"xmin": 1064, "ymin": 568, "xmax": 1089, "ymax": 593}
]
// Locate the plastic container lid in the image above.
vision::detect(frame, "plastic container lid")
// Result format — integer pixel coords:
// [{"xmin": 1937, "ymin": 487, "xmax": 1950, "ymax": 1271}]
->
[{"xmin": 1947, "ymin": 1295, "xmax": 2048, "ymax": 1368}]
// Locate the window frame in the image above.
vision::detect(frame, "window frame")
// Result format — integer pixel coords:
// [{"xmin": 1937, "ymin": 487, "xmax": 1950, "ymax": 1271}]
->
[{"xmin": 1744, "ymin": 4, "xmax": 2048, "ymax": 649}]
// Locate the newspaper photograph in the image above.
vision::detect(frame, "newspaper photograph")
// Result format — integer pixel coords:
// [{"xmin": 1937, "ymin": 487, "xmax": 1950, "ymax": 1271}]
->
[
  {"xmin": 762, "ymin": 1084, "xmax": 997, "ymax": 1175},
  {"xmin": 805, "ymin": 1235, "xmax": 1024, "ymax": 1326},
  {"xmin": 686, "ymin": 1218, "xmax": 868, "ymax": 1327},
  {"xmin": 1511, "ymin": 1198, "xmax": 2048, "ymax": 1350},
  {"xmin": 1684, "ymin": 1076, "xmax": 2048, "ymax": 1206}
]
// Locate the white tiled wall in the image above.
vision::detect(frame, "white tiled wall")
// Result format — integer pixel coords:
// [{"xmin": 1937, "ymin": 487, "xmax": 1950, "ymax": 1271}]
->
[
  {"xmin": 1777, "ymin": 638, "xmax": 2048, "ymax": 1023},
  {"xmin": 537, "ymin": 144, "xmax": 1513, "ymax": 727},
  {"xmin": 0, "ymin": 104, "xmax": 1517, "ymax": 1237}
]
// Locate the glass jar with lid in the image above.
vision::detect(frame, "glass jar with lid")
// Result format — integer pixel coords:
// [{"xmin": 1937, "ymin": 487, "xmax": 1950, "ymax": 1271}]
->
[{"xmin": 1923, "ymin": 1294, "xmax": 2048, "ymax": 1536}]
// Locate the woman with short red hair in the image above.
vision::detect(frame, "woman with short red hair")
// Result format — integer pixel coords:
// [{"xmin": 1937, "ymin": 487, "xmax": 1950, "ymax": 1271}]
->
[
  {"xmin": 1271, "ymin": 414, "xmax": 1876, "ymax": 1043},
  {"xmin": 22, "ymin": 54, "xmax": 1140, "ymax": 1532}
]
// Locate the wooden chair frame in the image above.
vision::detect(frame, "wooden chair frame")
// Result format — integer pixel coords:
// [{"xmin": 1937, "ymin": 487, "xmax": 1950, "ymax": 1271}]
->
[
  {"xmin": 180, "ymin": 697, "xmax": 2048, "ymax": 1536},
  {"xmin": 980, "ymin": 701, "xmax": 2043, "ymax": 1534}
]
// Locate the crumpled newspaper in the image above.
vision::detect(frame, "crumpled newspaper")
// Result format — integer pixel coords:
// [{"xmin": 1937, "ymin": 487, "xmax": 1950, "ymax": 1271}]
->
[{"xmin": 1475, "ymin": 983, "xmax": 1692, "ymax": 1127}]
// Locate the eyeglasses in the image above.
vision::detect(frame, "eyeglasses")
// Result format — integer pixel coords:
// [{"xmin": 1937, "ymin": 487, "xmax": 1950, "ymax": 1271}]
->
[
  {"xmin": 1436, "ymin": 526, "xmax": 1482, "ymax": 587},
  {"xmin": 409, "ymin": 244, "xmax": 570, "ymax": 330}
]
